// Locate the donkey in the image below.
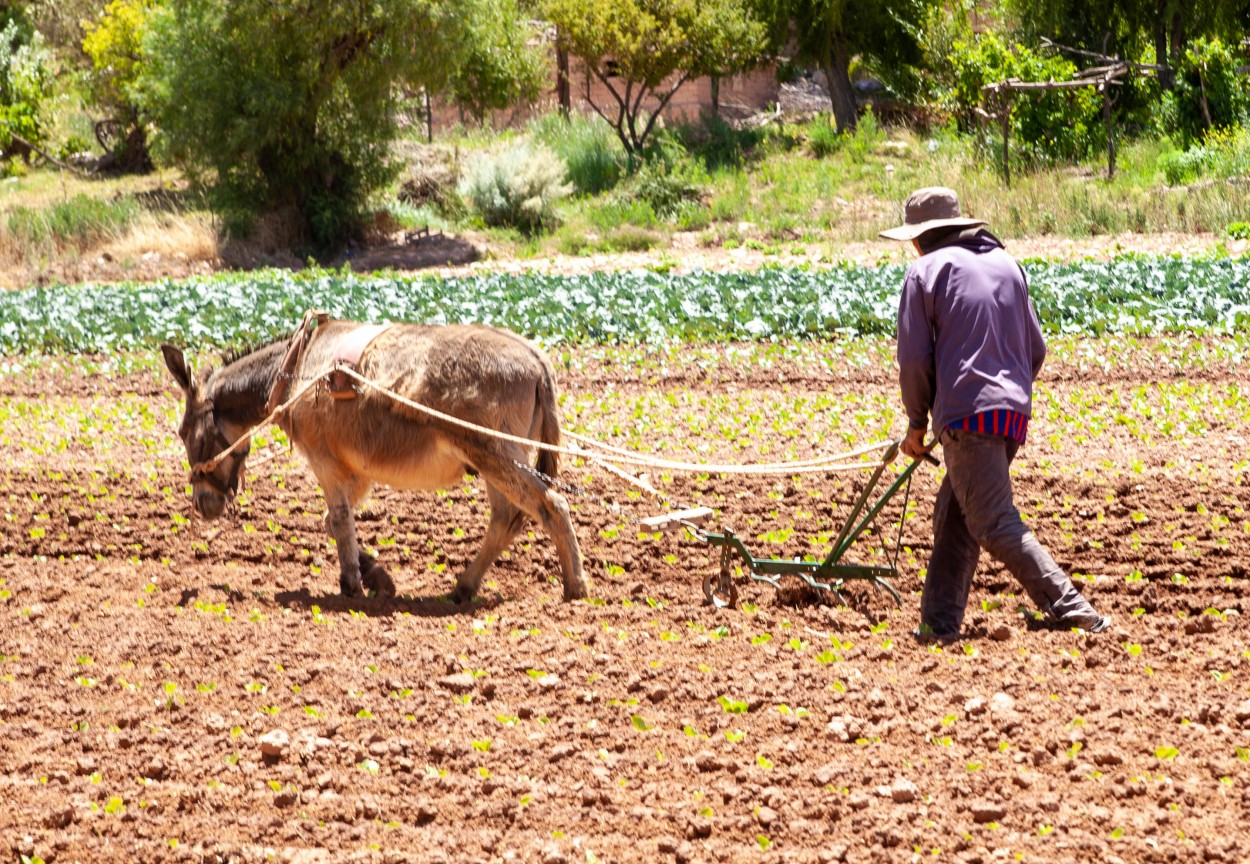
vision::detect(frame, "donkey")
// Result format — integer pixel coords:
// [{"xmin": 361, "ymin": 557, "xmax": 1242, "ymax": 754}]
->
[{"xmin": 160, "ymin": 318, "xmax": 587, "ymax": 603}]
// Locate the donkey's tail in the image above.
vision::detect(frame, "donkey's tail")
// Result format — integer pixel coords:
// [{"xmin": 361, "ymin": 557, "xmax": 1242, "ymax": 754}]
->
[{"xmin": 535, "ymin": 358, "xmax": 562, "ymax": 483}]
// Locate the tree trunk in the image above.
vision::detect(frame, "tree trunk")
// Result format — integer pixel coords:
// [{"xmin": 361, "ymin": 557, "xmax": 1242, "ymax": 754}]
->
[
  {"xmin": 1169, "ymin": 10, "xmax": 1185, "ymax": 68},
  {"xmin": 710, "ymin": 75, "xmax": 720, "ymax": 118},
  {"xmin": 556, "ymin": 44, "xmax": 571, "ymax": 118},
  {"xmin": 824, "ymin": 35, "xmax": 858, "ymax": 133},
  {"xmin": 1154, "ymin": 0, "xmax": 1172, "ymax": 88}
]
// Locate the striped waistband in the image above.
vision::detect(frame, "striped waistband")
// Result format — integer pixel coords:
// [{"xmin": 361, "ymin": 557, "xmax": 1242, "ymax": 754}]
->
[{"xmin": 948, "ymin": 409, "xmax": 1030, "ymax": 444}]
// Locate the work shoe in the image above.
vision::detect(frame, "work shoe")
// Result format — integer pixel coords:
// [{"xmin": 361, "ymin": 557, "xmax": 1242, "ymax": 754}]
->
[
  {"xmin": 1055, "ymin": 611, "xmax": 1111, "ymax": 633},
  {"xmin": 912, "ymin": 625, "xmax": 960, "ymax": 644}
]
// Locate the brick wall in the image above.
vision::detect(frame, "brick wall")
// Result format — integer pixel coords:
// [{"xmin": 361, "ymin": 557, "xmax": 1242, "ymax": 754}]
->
[{"xmin": 428, "ymin": 57, "xmax": 781, "ymax": 134}]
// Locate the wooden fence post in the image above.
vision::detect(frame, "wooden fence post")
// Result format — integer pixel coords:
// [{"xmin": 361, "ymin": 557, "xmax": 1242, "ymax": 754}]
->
[
  {"xmin": 1102, "ymin": 80, "xmax": 1116, "ymax": 179},
  {"xmin": 998, "ymin": 93, "xmax": 1011, "ymax": 188}
]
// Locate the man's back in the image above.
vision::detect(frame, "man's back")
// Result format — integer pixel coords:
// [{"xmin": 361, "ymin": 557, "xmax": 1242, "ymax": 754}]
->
[{"xmin": 897, "ymin": 231, "xmax": 1047, "ymax": 434}]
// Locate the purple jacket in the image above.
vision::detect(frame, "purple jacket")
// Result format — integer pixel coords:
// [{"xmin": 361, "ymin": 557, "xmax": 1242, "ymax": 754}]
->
[{"xmin": 896, "ymin": 230, "xmax": 1046, "ymax": 436}]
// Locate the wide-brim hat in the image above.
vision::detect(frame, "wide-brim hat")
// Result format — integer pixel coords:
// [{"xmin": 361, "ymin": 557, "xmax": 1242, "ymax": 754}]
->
[{"xmin": 879, "ymin": 186, "xmax": 987, "ymax": 241}]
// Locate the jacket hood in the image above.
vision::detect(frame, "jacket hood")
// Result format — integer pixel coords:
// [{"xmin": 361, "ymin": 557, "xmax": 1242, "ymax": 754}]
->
[{"xmin": 917, "ymin": 226, "xmax": 1005, "ymax": 256}]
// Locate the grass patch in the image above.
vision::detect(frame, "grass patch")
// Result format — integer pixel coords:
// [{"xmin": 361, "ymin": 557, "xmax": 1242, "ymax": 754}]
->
[
  {"xmin": 6, "ymin": 194, "xmax": 139, "ymax": 249},
  {"xmin": 530, "ymin": 112, "xmax": 625, "ymax": 196}
]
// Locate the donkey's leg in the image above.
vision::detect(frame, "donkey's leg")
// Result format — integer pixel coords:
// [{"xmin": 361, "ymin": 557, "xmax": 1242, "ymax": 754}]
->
[
  {"xmin": 450, "ymin": 485, "xmax": 527, "ymax": 604},
  {"xmin": 541, "ymin": 488, "xmax": 588, "ymax": 601},
  {"xmin": 461, "ymin": 442, "xmax": 587, "ymax": 602},
  {"xmin": 320, "ymin": 477, "xmax": 374, "ymax": 598}
]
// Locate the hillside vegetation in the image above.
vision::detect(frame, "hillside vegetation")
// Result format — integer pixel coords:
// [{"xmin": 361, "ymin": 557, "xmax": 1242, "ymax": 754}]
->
[{"xmin": 0, "ymin": 1, "xmax": 1246, "ymax": 287}]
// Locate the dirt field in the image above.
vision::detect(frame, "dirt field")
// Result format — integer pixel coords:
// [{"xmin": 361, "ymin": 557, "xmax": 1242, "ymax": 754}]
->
[{"xmin": 2, "ymin": 336, "xmax": 1248, "ymax": 864}]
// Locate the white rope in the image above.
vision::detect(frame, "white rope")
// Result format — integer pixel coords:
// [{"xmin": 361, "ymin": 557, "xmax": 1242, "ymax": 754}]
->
[
  {"xmin": 562, "ymin": 427, "xmax": 892, "ymax": 470},
  {"xmin": 338, "ymin": 366, "xmax": 891, "ymax": 477},
  {"xmin": 201, "ymin": 363, "xmax": 894, "ymax": 479}
]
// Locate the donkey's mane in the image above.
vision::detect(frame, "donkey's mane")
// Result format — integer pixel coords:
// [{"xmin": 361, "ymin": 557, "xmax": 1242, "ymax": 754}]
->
[{"xmin": 219, "ymin": 337, "xmax": 290, "ymax": 371}]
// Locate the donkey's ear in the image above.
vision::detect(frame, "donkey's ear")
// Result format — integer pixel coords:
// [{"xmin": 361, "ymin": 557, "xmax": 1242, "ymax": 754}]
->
[{"xmin": 160, "ymin": 344, "xmax": 193, "ymax": 393}]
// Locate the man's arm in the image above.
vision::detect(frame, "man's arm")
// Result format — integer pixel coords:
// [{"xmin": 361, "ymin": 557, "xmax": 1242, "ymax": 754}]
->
[
  {"xmin": 1018, "ymin": 264, "xmax": 1047, "ymax": 380},
  {"xmin": 897, "ymin": 270, "xmax": 936, "ymax": 431},
  {"xmin": 1027, "ymin": 298, "xmax": 1047, "ymax": 381}
]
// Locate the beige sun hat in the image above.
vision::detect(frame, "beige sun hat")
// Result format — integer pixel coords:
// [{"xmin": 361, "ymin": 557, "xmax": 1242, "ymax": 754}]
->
[{"xmin": 879, "ymin": 187, "xmax": 987, "ymax": 241}]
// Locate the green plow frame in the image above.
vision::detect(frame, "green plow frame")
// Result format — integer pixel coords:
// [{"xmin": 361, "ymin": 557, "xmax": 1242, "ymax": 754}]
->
[{"xmin": 696, "ymin": 441, "xmax": 937, "ymax": 609}]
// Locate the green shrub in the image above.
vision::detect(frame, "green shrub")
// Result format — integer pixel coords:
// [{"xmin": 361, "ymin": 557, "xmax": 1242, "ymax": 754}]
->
[
  {"xmin": 674, "ymin": 201, "xmax": 712, "ymax": 231},
  {"xmin": 530, "ymin": 113, "xmax": 624, "ymax": 195},
  {"xmin": 630, "ymin": 157, "xmax": 707, "ymax": 217},
  {"xmin": 604, "ymin": 225, "xmax": 661, "ymax": 252},
  {"xmin": 1227, "ymin": 221, "xmax": 1250, "ymax": 240},
  {"xmin": 58, "ymin": 135, "xmax": 94, "ymax": 162},
  {"xmin": 1173, "ymin": 38, "xmax": 1250, "ymax": 148},
  {"xmin": 1157, "ymin": 125, "xmax": 1250, "ymax": 186},
  {"xmin": 678, "ymin": 113, "xmax": 765, "ymax": 171},
  {"xmin": 458, "ymin": 137, "xmax": 572, "ymax": 232},
  {"xmin": 845, "ymin": 106, "xmax": 884, "ymax": 160},
  {"xmin": 1157, "ymin": 147, "xmax": 1211, "ymax": 185}
]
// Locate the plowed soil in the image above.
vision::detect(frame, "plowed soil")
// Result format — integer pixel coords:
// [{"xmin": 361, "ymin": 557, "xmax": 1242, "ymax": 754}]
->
[{"xmin": 2, "ymin": 338, "xmax": 1248, "ymax": 864}]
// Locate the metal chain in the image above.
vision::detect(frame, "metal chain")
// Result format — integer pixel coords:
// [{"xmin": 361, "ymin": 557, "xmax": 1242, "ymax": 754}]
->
[{"xmin": 512, "ymin": 459, "xmax": 589, "ymax": 499}]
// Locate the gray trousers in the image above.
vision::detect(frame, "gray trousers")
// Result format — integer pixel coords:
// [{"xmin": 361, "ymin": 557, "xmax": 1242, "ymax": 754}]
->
[{"xmin": 919, "ymin": 428, "xmax": 1098, "ymax": 634}]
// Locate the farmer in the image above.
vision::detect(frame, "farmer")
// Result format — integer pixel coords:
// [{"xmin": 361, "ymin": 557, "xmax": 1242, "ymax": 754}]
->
[{"xmin": 881, "ymin": 187, "xmax": 1110, "ymax": 638}]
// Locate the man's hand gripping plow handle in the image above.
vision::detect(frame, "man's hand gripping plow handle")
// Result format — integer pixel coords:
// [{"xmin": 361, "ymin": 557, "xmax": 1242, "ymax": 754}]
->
[{"xmin": 899, "ymin": 427, "xmax": 940, "ymax": 465}]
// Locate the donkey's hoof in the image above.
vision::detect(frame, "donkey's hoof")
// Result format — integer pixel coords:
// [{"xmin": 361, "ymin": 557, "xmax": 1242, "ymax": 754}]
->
[
  {"xmin": 339, "ymin": 572, "xmax": 365, "ymax": 599},
  {"xmin": 449, "ymin": 584, "xmax": 476, "ymax": 605},
  {"xmin": 563, "ymin": 582, "xmax": 589, "ymax": 602},
  {"xmin": 362, "ymin": 564, "xmax": 396, "ymax": 598}
]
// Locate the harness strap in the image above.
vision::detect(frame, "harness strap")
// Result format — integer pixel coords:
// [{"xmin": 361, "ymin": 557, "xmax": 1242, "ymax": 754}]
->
[{"xmin": 265, "ymin": 309, "xmax": 327, "ymax": 418}]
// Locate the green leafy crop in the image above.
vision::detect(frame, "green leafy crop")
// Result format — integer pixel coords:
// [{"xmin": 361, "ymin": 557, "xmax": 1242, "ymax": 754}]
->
[{"xmin": 3, "ymin": 256, "xmax": 1248, "ymax": 354}]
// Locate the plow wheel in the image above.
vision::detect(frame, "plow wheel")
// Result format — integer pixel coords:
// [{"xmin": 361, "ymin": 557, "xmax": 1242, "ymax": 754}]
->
[{"xmin": 702, "ymin": 563, "xmax": 739, "ymax": 608}]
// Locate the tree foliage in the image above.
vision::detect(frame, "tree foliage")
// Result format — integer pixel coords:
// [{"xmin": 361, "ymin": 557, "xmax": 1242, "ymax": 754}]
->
[
  {"xmin": 755, "ymin": 0, "xmax": 934, "ymax": 132},
  {"xmin": 1006, "ymin": 0, "xmax": 1250, "ymax": 83},
  {"xmin": 447, "ymin": 0, "xmax": 550, "ymax": 125},
  {"xmin": 137, "ymin": 0, "xmax": 534, "ymax": 254},
  {"xmin": 540, "ymin": 0, "xmax": 767, "ymax": 155},
  {"xmin": 948, "ymin": 33, "xmax": 1104, "ymax": 163},
  {"xmin": 0, "ymin": 11, "xmax": 53, "ymax": 166}
]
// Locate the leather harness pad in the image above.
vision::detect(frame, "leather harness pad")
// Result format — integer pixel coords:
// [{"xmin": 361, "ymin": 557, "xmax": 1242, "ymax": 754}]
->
[{"xmin": 324, "ymin": 323, "xmax": 390, "ymax": 399}]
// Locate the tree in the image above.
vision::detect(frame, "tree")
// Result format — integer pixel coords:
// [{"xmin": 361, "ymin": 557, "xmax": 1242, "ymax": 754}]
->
[
  {"xmin": 756, "ymin": 0, "xmax": 934, "ymax": 133},
  {"xmin": 137, "ymin": 0, "xmax": 533, "ymax": 254},
  {"xmin": 0, "ymin": 11, "xmax": 52, "ymax": 166},
  {"xmin": 81, "ymin": 0, "xmax": 156, "ymax": 173},
  {"xmin": 1007, "ymin": 0, "xmax": 1250, "ymax": 86},
  {"xmin": 540, "ymin": 0, "xmax": 767, "ymax": 155},
  {"xmin": 446, "ymin": 0, "xmax": 550, "ymax": 125}
]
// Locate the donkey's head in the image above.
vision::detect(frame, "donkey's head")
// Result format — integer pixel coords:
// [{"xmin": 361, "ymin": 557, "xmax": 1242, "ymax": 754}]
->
[{"xmin": 161, "ymin": 344, "xmax": 251, "ymax": 520}]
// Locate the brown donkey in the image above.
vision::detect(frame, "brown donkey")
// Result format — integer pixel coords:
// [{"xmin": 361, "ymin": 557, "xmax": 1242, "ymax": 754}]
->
[{"xmin": 161, "ymin": 319, "xmax": 587, "ymax": 602}]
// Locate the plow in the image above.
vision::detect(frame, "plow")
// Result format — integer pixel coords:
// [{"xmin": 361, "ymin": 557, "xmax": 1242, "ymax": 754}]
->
[{"xmin": 641, "ymin": 441, "xmax": 938, "ymax": 609}]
